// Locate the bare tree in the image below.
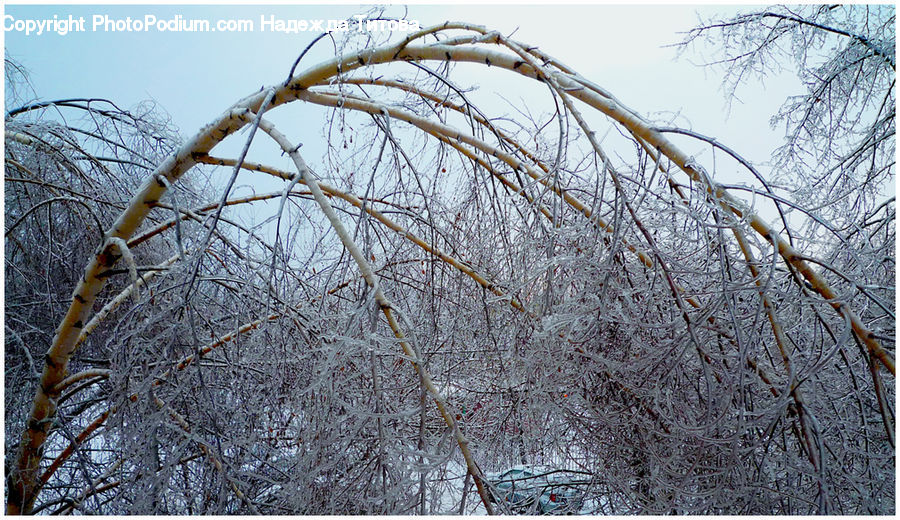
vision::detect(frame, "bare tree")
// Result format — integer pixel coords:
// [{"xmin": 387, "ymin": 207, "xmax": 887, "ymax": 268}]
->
[
  {"xmin": 6, "ymin": 11, "xmax": 894, "ymax": 515},
  {"xmin": 679, "ymin": 5, "xmax": 894, "ymax": 229}
]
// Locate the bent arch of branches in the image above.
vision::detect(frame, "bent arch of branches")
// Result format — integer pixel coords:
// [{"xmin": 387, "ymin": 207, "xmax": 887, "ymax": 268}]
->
[{"xmin": 6, "ymin": 20, "xmax": 894, "ymax": 514}]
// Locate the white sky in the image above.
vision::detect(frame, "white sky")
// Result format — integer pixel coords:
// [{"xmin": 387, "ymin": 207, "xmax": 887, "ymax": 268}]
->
[{"xmin": 3, "ymin": 2, "xmax": 809, "ymax": 226}]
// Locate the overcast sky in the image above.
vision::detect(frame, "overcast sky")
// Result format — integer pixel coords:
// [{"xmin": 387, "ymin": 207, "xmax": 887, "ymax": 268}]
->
[{"xmin": 4, "ymin": 2, "xmax": 806, "ymax": 226}]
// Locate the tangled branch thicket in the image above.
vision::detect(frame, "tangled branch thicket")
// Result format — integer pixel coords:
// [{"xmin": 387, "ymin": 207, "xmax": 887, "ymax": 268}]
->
[{"xmin": 5, "ymin": 8, "xmax": 895, "ymax": 515}]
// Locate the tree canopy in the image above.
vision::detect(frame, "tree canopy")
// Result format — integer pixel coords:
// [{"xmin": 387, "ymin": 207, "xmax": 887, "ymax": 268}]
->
[{"xmin": 5, "ymin": 6, "xmax": 894, "ymax": 514}]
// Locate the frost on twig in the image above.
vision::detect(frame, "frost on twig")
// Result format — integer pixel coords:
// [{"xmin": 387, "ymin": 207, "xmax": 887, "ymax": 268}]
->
[{"xmin": 6, "ymin": 12, "xmax": 894, "ymax": 515}]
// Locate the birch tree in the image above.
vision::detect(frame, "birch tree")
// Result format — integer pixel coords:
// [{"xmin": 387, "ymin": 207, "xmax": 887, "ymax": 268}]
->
[{"xmin": 6, "ymin": 10, "xmax": 894, "ymax": 514}]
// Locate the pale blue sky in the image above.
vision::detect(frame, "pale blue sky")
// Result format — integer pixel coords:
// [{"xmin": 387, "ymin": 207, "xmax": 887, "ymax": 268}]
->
[
  {"xmin": 5, "ymin": 4, "xmax": 796, "ymax": 141},
  {"xmin": 4, "ymin": 3, "xmax": 803, "ymax": 226}
]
